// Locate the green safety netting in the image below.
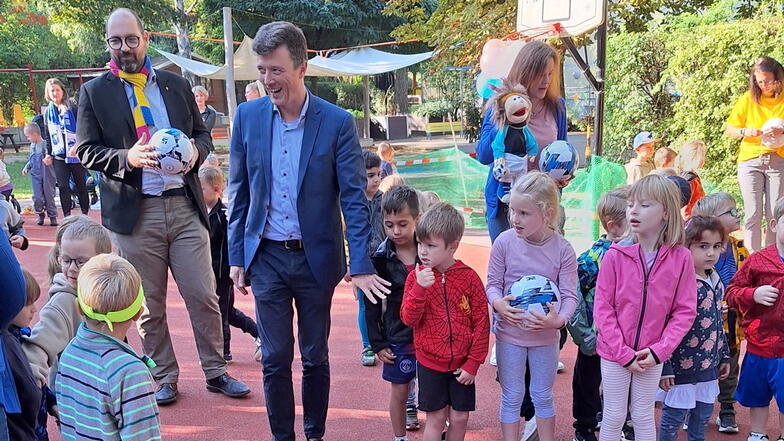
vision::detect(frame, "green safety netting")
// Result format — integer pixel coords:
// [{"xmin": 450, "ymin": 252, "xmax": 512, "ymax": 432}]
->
[
  {"xmin": 395, "ymin": 147, "xmax": 489, "ymax": 228},
  {"xmin": 396, "ymin": 149, "xmax": 631, "ymax": 247},
  {"xmin": 561, "ymin": 156, "xmax": 628, "ymax": 247}
]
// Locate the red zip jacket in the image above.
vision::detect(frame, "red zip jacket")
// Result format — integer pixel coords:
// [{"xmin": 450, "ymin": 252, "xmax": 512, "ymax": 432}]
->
[
  {"xmin": 401, "ymin": 260, "xmax": 490, "ymax": 376},
  {"xmin": 726, "ymin": 244, "xmax": 784, "ymax": 358}
]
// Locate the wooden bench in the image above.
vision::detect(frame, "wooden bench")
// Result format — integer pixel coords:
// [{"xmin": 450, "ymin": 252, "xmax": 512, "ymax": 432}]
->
[{"xmin": 425, "ymin": 121, "xmax": 463, "ymax": 139}]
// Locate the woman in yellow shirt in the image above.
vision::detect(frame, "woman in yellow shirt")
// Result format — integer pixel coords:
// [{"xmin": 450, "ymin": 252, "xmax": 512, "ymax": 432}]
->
[{"xmin": 725, "ymin": 56, "xmax": 784, "ymax": 252}]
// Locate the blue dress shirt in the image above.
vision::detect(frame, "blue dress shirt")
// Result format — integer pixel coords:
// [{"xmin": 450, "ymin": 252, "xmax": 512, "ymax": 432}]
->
[{"xmin": 263, "ymin": 94, "xmax": 310, "ymax": 241}]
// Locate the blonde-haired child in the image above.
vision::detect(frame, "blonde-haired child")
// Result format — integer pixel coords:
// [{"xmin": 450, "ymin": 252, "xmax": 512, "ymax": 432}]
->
[
  {"xmin": 675, "ymin": 140, "xmax": 707, "ymax": 219},
  {"xmin": 654, "ymin": 147, "xmax": 677, "ymax": 169},
  {"xmin": 24, "ymin": 217, "xmax": 113, "ymax": 386},
  {"xmin": 380, "ymin": 173, "xmax": 406, "ymax": 194},
  {"xmin": 418, "ymin": 190, "xmax": 441, "ymax": 213},
  {"xmin": 594, "ymin": 174, "xmax": 698, "ymax": 441},
  {"xmin": 56, "ymin": 254, "xmax": 161, "ymax": 441},
  {"xmin": 378, "ymin": 142, "xmax": 398, "ymax": 178},
  {"xmin": 486, "ymin": 171, "xmax": 578, "ymax": 441}
]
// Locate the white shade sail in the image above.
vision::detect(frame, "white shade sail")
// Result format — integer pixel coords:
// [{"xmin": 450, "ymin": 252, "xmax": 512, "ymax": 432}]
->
[{"xmin": 157, "ymin": 36, "xmax": 433, "ymax": 79}]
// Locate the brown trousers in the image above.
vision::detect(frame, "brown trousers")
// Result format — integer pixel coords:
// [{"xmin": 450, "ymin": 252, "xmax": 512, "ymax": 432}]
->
[{"xmin": 113, "ymin": 195, "xmax": 226, "ymax": 384}]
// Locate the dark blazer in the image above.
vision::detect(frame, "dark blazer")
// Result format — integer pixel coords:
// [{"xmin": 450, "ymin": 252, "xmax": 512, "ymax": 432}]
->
[
  {"xmin": 75, "ymin": 69, "xmax": 212, "ymax": 234},
  {"xmin": 227, "ymin": 93, "xmax": 375, "ymax": 289}
]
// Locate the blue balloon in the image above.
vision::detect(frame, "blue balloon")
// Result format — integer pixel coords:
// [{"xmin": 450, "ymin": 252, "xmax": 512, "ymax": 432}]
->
[{"xmin": 478, "ymin": 77, "xmax": 502, "ymax": 99}]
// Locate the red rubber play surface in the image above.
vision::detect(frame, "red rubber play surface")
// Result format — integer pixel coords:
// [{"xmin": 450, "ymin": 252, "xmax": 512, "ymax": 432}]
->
[{"xmin": 13, "ymin": 212, "xmax": 776, "ymax": 440}]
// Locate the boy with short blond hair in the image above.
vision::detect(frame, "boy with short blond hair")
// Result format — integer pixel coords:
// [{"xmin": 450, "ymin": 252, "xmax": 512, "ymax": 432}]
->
[
  {"xmin": 198, "ymin": 165, "xmax": 260, "ymax": 363},
  {"xmin": 22, "ymin": 122, "xmax": 57, "ymax": 226},
  {"xmin": 55, "ymin": 254, "xmax": 161, "ymax": 441},
  {"xmin": 23, "ymin": 217, "xmax": 113, "ymax": 386},
  {"xmin": 654, "ymin": 146, "xmax": 677, "ymax": 169},
  {"xmin": 726, "ymin": 196, "xmax": 784, "ymax": 441},
  {"xmin": 401, "ymin": 203, "xmax": 490, "ymax": 441},
  {"xmin": 378, "ymin": 142, "xmax": 398, "ymax": 179}
]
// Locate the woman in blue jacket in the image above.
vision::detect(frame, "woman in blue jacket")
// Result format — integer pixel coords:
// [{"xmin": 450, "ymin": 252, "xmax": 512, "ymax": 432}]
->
[
  {"xmin": 0, "ymin": 234, "xmax": 27, "ymax": 440},
  {"xmin": 476, "ymin": 41, "xmax": 568, "ymax": 242}
]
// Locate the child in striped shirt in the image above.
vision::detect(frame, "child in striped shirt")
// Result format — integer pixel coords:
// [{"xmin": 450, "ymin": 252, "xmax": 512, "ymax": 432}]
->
[{"xmin": 55, "ymin": 254, "xmax": 161, "ymax": 441}]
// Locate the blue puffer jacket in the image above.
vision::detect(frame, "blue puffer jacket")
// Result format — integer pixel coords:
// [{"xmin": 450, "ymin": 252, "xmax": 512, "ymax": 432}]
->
[
  {"xmin": 476, "ymin": 97, "xmax": 568, "ymax": 219},
  {"xmin": 1, "ymin": 233, "xmax": 27, "ymax": 414}
]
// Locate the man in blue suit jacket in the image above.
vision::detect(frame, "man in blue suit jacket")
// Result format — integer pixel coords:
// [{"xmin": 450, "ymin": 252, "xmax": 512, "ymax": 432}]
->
[{"xmin": 227, "ymin": 22, "xmax": 390, "ymax": 441}]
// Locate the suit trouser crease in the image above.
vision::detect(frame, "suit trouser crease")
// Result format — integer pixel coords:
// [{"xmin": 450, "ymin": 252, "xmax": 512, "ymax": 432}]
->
[
  {"xmin": 113, "ymin": 196, "xmax": 226, "ymax": 384},
  {"xmin": 250, "ymin": 244, "xmax": 333, "ymax": 441}
]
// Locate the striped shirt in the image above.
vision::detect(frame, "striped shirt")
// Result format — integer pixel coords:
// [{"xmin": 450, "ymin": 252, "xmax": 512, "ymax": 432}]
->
[{"xmin": 55, "ymin": 323, "xmax": 161, "ymax": 441}]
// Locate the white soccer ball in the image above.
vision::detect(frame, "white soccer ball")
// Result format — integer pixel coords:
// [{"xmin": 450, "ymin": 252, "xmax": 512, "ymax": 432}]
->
[
  {"xmin": 538, "ymin": 140, "xmax": 578, "ymax": 180},
  {"xmin": 508, "ymin": 274, "xmax": 561, "ymax": 318},
  {"xmin": 761, "ymin": 118, "xmax": 784, "ymax": 148},
  {"xmin": 150, "ymin": 128, "xmax": 196, "ymax": 175}
]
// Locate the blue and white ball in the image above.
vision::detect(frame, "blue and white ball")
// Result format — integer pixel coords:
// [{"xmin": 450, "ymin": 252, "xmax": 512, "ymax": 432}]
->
[
  {"xmin": 150, "ymin": 128, "xmax": 196, "ymax": 175},
  {"xmin": 508, "ymin": 274, "xmax": 561, "ymax": 318},
  {"xmin": 538, "ymin": 140, "xmax": 578, "ymax": 180}
]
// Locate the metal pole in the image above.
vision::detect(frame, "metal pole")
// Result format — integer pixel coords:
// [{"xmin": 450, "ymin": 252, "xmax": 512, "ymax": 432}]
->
[
  {"xmin": 223, "ymin": 7, "xmax": 237, "ymax": 134},
  {"xmin": 363, "ymin": 75, "xmax": 370, "ymax": 139},
  {"xmin": 27, "ymin": 64, "xmax": 38, "ymax": 113},
  {"xmin": 593, "ymin": 13, "xmax": 608, "ymax": 156}
]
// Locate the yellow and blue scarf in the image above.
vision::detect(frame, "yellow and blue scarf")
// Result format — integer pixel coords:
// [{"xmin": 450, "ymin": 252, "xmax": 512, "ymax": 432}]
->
[{"xmin": 109, "ymin": 56, "xmax": 155, "ymax": 140}]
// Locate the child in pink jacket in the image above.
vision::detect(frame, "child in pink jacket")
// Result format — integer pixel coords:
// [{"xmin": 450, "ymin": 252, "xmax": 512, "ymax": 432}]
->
[{"xmin": 594, "ymin": 175, "xmax": 698, "ymax": 441}]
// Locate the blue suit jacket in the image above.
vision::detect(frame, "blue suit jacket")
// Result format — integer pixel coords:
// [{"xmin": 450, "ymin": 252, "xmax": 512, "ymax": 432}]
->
[{"xmin": 227, "ymin": 93, "xmax": 375, "ymax": 289}]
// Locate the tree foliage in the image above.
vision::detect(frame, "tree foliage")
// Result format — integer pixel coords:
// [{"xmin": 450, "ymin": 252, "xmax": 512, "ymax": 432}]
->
[{"xmin": 603, "ymin": 7, "xmax": 784, "ymax": 200}]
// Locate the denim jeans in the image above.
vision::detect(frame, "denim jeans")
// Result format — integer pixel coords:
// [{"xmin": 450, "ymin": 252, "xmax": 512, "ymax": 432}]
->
[
  {"xmin": 249, "ymin": 242, "xmax": 334, "ymax": 441},
  {"xmin": 356, "ymin": 289, "xmax": 370, "ymax": 348},
  {"xmin": 659, "ymin": 401, "xmax": 714, "ymax": 441}
]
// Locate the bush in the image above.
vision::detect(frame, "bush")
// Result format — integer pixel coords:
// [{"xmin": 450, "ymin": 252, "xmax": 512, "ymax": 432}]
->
[
  {"xmin": 411, "ymin": 99, "xmax": 454, "ymax": 119},
  {"xmin": 603, "ymin": 15, "xmax": 784, "ymax": 200}
]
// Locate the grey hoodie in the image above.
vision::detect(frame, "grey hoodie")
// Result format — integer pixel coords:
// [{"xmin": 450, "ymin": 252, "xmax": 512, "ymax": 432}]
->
[{"xmin": 22, "ymin": 273, "xmax": 81, "ymax": 386}]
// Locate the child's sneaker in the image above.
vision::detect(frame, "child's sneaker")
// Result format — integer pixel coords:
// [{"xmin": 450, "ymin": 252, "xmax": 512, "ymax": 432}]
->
[
  {"xmin": 361, "ymin": 346, "xmax": 376, "ymax": 366},
  {"xmin": 405, "ymin": 405, "xmax": 419, "ymax": 431},
  {"xmin": 716, "ymin": 413, "xmax": 739, "ymax": 433},
  {"xmin": 747, "ymin": 433, "xmax": 768, "ymax": 441},
  {"xmin": 621, "ymin": 422, "xmax": 635, "ymax": 441},
  {"xmin": 253, "ymin": 338, "xmax": 262, "ymax": 362},
  {"xmin": 557, "ymin": 361, "xmax": 565, "ymax": 372},
  {"xmin": 522, "ymin": 418, "xmax": 538, "ymax": 441}
]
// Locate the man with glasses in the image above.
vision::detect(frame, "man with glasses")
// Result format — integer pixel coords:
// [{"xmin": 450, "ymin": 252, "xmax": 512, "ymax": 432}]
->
[{"xmin": 75, "ymin": 7, "xmax": 249, "ymax": 405}]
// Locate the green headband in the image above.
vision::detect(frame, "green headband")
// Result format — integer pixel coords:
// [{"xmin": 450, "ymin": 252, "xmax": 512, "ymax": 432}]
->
[{"xmin": 78, "ymin": 285, "xmax": 144, "ymax": 332}]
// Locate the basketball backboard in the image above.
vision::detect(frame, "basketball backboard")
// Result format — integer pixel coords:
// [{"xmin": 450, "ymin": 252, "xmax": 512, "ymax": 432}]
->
[{"xmin": 517, "ymin": 0, "xmax": 606, "ymax": 38}]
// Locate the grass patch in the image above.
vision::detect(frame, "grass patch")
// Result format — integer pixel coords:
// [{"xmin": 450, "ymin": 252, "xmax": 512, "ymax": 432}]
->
[{"xmin": 6, "ymin": 160, "xmax": 33, "ymax": 199}]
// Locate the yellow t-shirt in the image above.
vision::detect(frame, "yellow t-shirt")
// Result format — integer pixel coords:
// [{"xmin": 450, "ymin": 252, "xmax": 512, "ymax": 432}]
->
[{"xmin": 726, "ymin": 90, "xmax": 784, "ymax": 163}]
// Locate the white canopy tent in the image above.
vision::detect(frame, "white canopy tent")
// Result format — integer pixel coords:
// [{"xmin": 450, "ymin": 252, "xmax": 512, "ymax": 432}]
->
[{"xmin": 157, "ymin": 36, "xmax": 434, "ymax": 134}]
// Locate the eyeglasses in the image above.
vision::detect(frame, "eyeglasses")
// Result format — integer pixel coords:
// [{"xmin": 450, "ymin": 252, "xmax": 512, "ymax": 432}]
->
[
  {"xmin": 60, "ymin": 256, "xmax": 90, "ymax": 270},
  {"xmin": 757, "ymin": 79, "xmax": 780, "ymax": 87},
  {"xmin": 718, "ymin": 208, "xmax": 741, "ymax": 219},
  {"xmin": 106, "ymin": 35, "xmax": 141, "ymax": 50}
]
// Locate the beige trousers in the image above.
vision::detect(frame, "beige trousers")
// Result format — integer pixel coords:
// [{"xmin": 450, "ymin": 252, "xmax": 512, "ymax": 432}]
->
[{"xmin": 113, "ymin": 195, "xmax": 226, "ymax": 384}]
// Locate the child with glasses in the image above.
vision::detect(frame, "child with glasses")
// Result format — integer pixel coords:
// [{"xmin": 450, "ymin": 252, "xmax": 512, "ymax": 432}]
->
[
  {"xmin": 55, "ymin": 254, "xmax": 161, "ymax": 441},
  {"xmin": 23, "ymin": 218, "xmax": 113, "ymax": 388},
  {"xmin": 692, "ymin": 193, "xmax": 749, "ymax": 433}
]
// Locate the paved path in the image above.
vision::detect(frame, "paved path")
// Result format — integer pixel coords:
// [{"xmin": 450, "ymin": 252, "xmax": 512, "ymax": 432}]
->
[{"xmin": 11, "ymin": 212, "xmax": 773, "ymax": 440}]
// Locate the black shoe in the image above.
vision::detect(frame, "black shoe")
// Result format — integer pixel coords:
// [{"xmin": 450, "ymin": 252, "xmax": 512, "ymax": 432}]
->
[
  {"xmin": 37, "ymin": 215, "xmax": 44, "ymax": 226},
  {"xmin": 206, "ymin": 373, "xmax": 250, "ymax": 398},
  {"xmin": 574, "ymin": 429, "xmax": 599, "ymax": 441},
  {"xmin": 155, "ymin": 383, "xmax": 178, "ymax": 405},
  {"xmin": 621, "ymin": 422, "xmax": 635, "ymax": 441},
  {"xmin": 49, "ymin": 217, "xmax": 58, "ymax": 226}
]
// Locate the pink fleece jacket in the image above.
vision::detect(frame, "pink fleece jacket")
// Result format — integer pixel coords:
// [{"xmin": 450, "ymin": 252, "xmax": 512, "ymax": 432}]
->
[{"xmin": 594, "ymin": 240, "xmax": 697, "ymax": 367}]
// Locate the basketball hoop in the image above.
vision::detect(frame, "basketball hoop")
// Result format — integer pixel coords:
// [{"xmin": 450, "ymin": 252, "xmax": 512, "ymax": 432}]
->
[
  {"xmin": 501, "ymin": 24, "xmax": 564, "ymax": 42},
  {"xmin": 517, "ymin": 0, "xmax": 606, "ymax": 38}
]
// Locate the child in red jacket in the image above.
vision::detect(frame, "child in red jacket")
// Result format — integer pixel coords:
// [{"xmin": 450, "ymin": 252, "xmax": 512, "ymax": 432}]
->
[
  {"xmin": 726, "ymin": 197, "xmax": 784, "ymax": 441},
  {"xmin": 401, "ymin": 203, "xmax": 490, "ymax": 441}
]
